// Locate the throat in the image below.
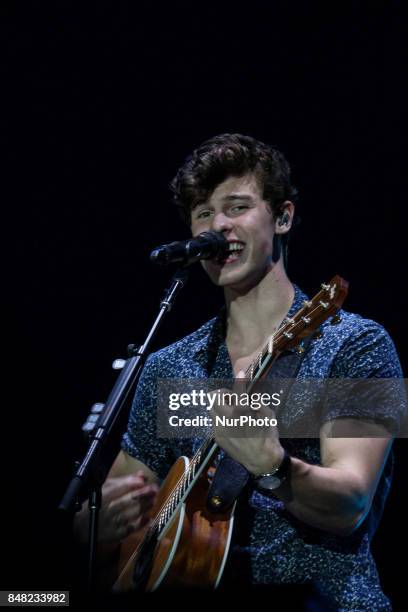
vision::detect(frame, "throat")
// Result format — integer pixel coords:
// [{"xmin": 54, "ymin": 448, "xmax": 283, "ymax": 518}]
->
[{"xmin": 225, "ymin": 281, "xmax": 295, "ymax": 358}]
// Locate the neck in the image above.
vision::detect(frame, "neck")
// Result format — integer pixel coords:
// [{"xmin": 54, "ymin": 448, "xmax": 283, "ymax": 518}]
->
[{"xmin": 224, "ymin": 260, "xmax": 294, "ymax": 352}]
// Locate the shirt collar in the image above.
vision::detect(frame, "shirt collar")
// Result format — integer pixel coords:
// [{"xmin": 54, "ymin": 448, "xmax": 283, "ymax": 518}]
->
[
  {"xmin": 193, "ymin": 283, "xmax": 309, "ymax": 360},
  {"xmin": 287, "ymin": 283, "xmax": 310, "ymax": 319}
]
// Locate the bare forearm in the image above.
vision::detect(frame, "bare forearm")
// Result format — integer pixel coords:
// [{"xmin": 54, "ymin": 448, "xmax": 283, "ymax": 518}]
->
[{"xmin": 273, "ymin": 457, "xmax": 367, "ymax": 535}]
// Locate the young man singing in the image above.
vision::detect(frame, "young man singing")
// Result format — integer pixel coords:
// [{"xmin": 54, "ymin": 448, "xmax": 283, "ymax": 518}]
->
[{"xmin": 75, "ymin": 134, "xmax": 403, "ymax": 610}]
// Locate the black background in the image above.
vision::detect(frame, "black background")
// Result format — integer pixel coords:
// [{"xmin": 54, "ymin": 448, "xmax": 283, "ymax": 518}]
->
[{"xmin": 3, "ymin": 1, "xmax": 407, "ymax": 608}]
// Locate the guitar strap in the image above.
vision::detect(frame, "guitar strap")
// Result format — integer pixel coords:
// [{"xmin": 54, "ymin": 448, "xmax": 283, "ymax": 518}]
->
[{"xmin": 206, "ymin": 336, "xmax": 313, "ymax": 513}]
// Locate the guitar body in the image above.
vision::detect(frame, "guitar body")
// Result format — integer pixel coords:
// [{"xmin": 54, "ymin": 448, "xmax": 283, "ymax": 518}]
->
[{"xmin": 113, "ymin": 456, "xmax": 235, "ymax": 592}]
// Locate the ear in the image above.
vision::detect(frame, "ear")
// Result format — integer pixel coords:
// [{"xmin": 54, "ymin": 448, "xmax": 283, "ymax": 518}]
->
[{"xmin": 274, "ymin": 201, "xmax": 295, "ymax": 235}]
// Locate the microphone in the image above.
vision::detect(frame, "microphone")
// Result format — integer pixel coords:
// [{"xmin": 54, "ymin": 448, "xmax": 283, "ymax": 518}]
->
[{"xmin": 150, "ymin": 231, "xmax": 229, "ymax": 266}]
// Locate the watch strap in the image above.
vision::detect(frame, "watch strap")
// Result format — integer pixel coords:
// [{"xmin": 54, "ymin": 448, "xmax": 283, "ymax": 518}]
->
[{"xmin": 254, "ymin": 449, "xmax": 291, "ymax": 483}]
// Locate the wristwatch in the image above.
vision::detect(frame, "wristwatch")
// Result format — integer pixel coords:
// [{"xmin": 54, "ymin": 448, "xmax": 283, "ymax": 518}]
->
[{"xmin": 254, "ymin": 449, "xmax": 291, "ymax": 492}]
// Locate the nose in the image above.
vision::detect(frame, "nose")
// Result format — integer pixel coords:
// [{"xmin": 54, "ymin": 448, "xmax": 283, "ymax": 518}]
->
[{"xmin": 210, "ymin": 211, "xmax": 234, "ymax": 234}]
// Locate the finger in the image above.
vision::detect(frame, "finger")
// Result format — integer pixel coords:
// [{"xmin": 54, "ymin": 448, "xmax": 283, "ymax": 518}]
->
[
  {"xmin": 120, "ymin": 490, "xmax": 157, "ymax": 525},
  {"xmin": 106, "ymin": 484, "xmax": 158, "ymax": 520},
  {"xmin": 102, "ymin": 473, "xmax": 148, "ymax": 503},
  {"xmin": 233, "ymin": 370, "xmax": 247, "ymax": 394},
  {"xmin": 210, "ymin": 388, "xmax": 235, "ymax": 415},
  {"xmin": 124, "ymin": 484, "xmax": 158, "ymax": 514},
  {"xmin": 111, "ymin": 487, "xmax": 158, "ymax": 538},
  {"xmin": 103, "ymin": 473, "xmax": 147, "ymax": 501},
  {"xmin": 126, "ymin": 512, "xmax": 151, "ymax": 535}
]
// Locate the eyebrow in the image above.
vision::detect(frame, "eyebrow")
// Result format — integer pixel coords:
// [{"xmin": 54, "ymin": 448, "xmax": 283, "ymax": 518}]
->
[
  {"xmin": 193, "ymin": 194, "xmax": 254, "ymax": 212},
  {"xmin": 222, "ymin": 194, "xmax": 254, "ymax": 202}
]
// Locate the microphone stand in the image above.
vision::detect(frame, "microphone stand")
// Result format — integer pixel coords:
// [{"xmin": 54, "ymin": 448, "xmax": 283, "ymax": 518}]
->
[{"xmin": 59, "ymin": 266, "xmax": 189, "ymax": 590}]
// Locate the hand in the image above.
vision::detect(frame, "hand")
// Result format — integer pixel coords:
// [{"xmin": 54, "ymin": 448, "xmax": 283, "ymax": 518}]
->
[
  {"xmin": 74, "ymin": 470, "xmax": 158, "ymax": 547},
  {"xmin": 211, "ymin": 372, "xmax": 284, "ymax": 475}
]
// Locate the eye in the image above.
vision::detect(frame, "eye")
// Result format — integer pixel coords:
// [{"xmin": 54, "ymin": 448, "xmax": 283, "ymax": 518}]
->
[
  {"xmin": 231, "ymin": 204, "xmax": 249, "ymax": 214},
  {"xmin": 195, "ymin": 209, "xmax": 213, "ymax": 220}
]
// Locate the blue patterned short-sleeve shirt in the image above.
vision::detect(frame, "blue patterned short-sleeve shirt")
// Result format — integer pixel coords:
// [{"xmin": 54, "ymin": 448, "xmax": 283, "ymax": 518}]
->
[{"xmin": 122, "ymin": 285, "xmax": 403, "ymax": 610}]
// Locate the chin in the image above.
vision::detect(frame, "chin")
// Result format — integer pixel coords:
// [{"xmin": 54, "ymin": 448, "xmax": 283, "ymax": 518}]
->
[
  {"xmin": 215, "ymin": 269, "xmax": 262, "ymax": 292},
  {"xmin": 204, "ymin": 257, "xmax": 269, "ymax": 291},
  {"xmin": 204, "ymin": 261, "xmax": 244, "ymax": 285}
]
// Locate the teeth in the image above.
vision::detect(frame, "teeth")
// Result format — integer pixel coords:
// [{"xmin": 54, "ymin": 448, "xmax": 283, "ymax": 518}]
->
[{"xmin": 228, "ymin": 242, "xmax": 244, "ymax": 252}]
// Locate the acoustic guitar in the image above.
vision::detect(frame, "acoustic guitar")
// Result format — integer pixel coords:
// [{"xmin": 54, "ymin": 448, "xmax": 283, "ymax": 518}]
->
[{"xmin": 112, "ymin": 276, "xmax": 348, "ymax": 591}]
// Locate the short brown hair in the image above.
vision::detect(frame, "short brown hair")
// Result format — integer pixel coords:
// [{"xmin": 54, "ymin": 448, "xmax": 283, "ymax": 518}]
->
[
  {"xmin": 170, "ymin": 133, "xmax": 298, "ymax": 222},
  {"xmin": 170, "ymin": 133, "xmax": 299, "ymax": 266}
]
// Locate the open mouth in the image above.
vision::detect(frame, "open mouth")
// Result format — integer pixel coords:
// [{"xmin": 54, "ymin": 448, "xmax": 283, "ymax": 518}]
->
[{"xmin": 219, "ymin": 241, "xmax": 246, "ymax": 264}]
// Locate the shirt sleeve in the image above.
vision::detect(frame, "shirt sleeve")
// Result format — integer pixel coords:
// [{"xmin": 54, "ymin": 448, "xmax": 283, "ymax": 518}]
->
[
  {"xmin": 322, "ymin": 322, "xmax": 406, "ymax": 434},
  {"xmin": 121, "ymin": 352, "xmax": 176, "ymax": 480}
]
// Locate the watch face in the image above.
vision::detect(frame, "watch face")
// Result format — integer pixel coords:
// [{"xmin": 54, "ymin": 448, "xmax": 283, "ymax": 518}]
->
[{"xmin": 257, "ymin": 475, "xmax": 282, "ymax": 490}]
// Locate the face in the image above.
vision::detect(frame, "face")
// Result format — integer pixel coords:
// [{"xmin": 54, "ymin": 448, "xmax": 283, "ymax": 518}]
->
[{"xmin": 190, "ymin": 173, "xmax": 281, "ymax": 292}]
